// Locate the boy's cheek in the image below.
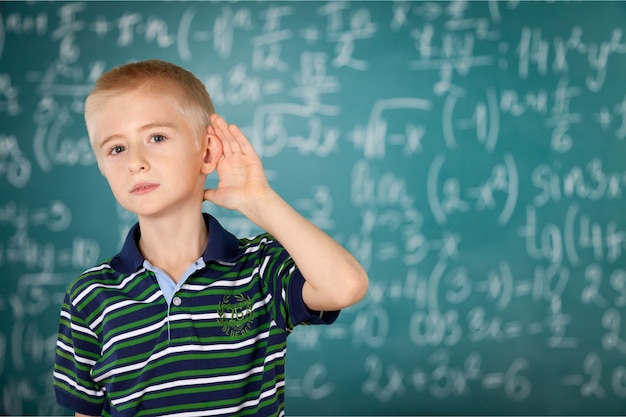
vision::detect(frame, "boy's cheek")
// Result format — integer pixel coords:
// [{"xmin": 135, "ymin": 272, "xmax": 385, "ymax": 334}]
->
[
  {"xmin": 96, "ymin": 158, "xmax": 104, "ymax": 175},
  {"xmin": 96, "ymin": 157, "xmax": 111, "ymax": 176}
]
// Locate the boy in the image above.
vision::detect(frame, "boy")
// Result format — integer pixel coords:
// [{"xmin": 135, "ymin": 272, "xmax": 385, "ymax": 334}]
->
[{"xmin": 53, "ymin": 60, "xmax": 368, "ymax": 417}]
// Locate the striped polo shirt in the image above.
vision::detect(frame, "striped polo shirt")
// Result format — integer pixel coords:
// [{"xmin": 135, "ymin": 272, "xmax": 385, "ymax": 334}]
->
[{"xmin": 53, "ymin": 213, "xmax": 338, "ymax": 416}]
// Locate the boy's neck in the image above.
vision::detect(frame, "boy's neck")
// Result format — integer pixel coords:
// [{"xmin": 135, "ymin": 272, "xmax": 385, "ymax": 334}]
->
[{"xmin": 137, "ymin": 212, "xmax": 208, "ymax": 283}]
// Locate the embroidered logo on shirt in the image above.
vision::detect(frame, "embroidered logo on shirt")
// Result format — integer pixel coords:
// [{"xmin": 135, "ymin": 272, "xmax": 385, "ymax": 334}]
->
[{"xmin": 218, "ymin": 294, "xmax": 253, "ymax": 337}]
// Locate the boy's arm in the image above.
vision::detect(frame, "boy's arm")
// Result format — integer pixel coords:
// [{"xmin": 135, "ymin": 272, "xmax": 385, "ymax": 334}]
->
[{"xmin": 204, "ymin": 114, "xmax": 369, "ymax": 312}]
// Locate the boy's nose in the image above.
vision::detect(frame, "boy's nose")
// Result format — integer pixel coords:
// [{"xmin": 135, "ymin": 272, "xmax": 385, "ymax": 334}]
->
[{"xmin": 128, "ymin": 148, "xmax": 149, "ymax": 173}]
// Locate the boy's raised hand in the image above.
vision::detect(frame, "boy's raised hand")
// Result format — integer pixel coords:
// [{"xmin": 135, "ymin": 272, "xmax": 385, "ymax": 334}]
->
[
  {"xmin": 203, "ymin": 114, "xmax": 275, "ymax": 217},
  {"xmin": 204, "ymin": 115, "xmax": 368, "ymax": 311}
]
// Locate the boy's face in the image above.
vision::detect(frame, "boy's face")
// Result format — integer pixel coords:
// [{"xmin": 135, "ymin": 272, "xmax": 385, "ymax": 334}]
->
[{"xmin": 87, "ymin": 82, "xmax": 207, "ymax": 218}]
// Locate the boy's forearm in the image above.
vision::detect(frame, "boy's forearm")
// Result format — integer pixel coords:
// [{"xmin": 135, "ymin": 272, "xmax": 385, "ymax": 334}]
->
[{"xmin": 243, "ymin": 190, "xmax": 369, "ymax": 312}]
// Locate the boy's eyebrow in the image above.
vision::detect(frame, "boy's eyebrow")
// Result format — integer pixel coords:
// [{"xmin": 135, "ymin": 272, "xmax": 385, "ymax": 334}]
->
[
  {"xmin": 139, "ymin": 122, "xmax": 178, "ymax": 132},
  {"xmin": 97, "ymin": 122, "xmax": 178, "ymax": 149}
]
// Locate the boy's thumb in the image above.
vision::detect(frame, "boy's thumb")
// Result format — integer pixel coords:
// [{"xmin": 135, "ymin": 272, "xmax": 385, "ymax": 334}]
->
[{"xmin": 203, "ymin": 188, "xmax": 216, "ymax": 202}]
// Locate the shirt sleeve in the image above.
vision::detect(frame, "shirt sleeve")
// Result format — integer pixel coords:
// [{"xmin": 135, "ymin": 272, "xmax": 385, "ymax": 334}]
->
[
  {"xmin": 53, "ymin": 286, "xmax": 105, "ymax": 416},
  {"xmin": 287, "ymin": 267, "xmax": 340, "ymax": 326},
  {"xmin": 258, "ymin": 234, "xmax": 340, "ymax": 330}
]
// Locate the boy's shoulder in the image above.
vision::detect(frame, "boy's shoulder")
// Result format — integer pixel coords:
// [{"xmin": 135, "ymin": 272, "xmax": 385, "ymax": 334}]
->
[{"xmin": 64, "ymin": 257, "xmax": 132, "ymax": 299}]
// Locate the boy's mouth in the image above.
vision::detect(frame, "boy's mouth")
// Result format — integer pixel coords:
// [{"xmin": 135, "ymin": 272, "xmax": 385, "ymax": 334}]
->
[{"xmin": 131, "ymin": 183, "xmax": 158, "ymax": 194}]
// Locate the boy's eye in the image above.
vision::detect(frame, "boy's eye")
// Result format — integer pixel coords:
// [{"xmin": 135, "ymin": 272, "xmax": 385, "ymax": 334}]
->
[
  {"xmin": 150, "ymin": 134, "xmax": 166, "ymax": 143},
  {"xmin": 110, "ymin": 145, "xmax": 125, "ymax": 155}
]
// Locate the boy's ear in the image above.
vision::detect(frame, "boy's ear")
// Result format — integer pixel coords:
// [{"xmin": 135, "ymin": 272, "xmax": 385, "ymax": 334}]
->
[{"xmin": 200, "ymin": 125, "xmax": 223, "ymax": 175}]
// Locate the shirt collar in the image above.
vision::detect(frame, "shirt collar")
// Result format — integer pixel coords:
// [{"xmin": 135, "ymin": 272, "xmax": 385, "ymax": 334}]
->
[{"xmin": 110, "ymin": 213, "xmax": 240, "ymax": 274}]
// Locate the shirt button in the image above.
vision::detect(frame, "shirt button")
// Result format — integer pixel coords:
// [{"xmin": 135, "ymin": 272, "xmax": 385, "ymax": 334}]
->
[{"xmin": 172, "ymin": 296, "xmax": 182, "ymax": 306}]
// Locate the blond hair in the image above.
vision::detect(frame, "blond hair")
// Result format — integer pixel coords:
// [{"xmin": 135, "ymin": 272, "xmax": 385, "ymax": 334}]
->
[{"xmin": 84, "ymin": 59, "xmax": 215, "ymax": 145}]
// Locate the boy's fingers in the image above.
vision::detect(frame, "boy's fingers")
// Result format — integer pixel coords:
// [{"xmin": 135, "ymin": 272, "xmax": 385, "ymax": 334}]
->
[
  {"xmin": 211, "ymin": 114, "xmax": 243, "ymax": 155},
  {"xmin": 211, "ymin": 114, "xmax": 255, "ymax": 154},
  {"xmin": 228, "ymin": 123, "xmax": 254, "ymax": 155}
]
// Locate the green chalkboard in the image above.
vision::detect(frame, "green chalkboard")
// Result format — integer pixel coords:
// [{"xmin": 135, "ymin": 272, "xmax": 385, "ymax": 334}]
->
[{"xmin": 1, "ymin": 1, "xmax": 626, "ymax": 415}]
